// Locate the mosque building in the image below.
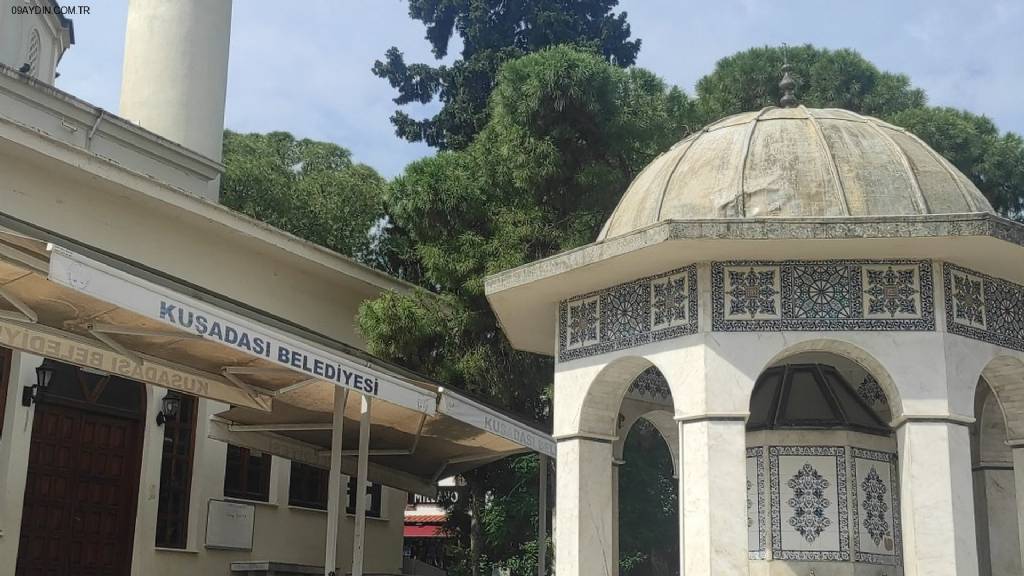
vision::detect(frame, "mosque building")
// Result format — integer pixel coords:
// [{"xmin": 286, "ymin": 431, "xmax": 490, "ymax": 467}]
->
[
  {"xmin": 0, "ymin": 2, "xmax": 552, "ymax": 576},
  {"xmin": 486, "ymin": 65, "xmax": 1024, "ymax": 576}
]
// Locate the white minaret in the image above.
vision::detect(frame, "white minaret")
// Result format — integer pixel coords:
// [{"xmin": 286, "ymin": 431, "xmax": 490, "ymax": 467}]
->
[{"xmin": 119, "ymin": 0, "xmax": 233, "ymax": 202}]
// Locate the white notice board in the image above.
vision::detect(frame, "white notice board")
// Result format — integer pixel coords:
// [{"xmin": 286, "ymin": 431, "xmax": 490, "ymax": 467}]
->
[{"xmin": 206, "ymin": 499, "xmax": 255, "ymax": 550}]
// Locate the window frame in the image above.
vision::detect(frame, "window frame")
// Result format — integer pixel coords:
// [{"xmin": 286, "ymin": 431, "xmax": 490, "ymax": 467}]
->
[
  {"xmin": 154, "ymin": 392, "xmax": 198, "ymax": 549},
  {"xmin": 347, "ymin": 476, "xmax": 383, "ymax": 519},
  {"xmin": 288, "ymin": 460, "xmax": 328, "ymax": 510},
  {"xmin": 0, "ymin": 347, "xmax": 10, "ymax": 437},
  {"xmin": 223, "ymin": 444, "xmax": 272, "ymax": 502}
]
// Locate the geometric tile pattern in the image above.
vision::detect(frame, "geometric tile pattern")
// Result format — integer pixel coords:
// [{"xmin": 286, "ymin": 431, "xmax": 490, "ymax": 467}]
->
[
  {"xmin": 713, "ymin": 260, "xmax": 935, "ymax": 332},
  {"xmin": 747, "ymin": 447, "xmax": 767, "ymax": 560},
  {"xmin": 726, "ymin": 266, "xmax": 781, "ymax": 319},
  {"xmin": 856, "ymin": 375, "xmax": 888, "ymax": 408},
  {"xmin": 768, "ymin": 446, "xmax": 850, "ymax": 561},
  {"xmin": 788, "ymin": 463, "xmax": 833, "ymax": 543},
  {"xmin": 864, "ymin": 265, "xmax": 921, "ymax": 318},
  {"xmin": 945, "ymin": 263, "xmax": 1024, "ymax": 352},
  {"xmin": 558, "ymin": 265, "xmax": 698, "ymax": 362},
  {"xmin": 626, "ymin": 367, "xmax": 672, "ymax": 404},
  {"xmin": 566, "ymin": 296, "xmax": 599, "ymax": 350},
  {"xmin": 850, "ymin": 448, "xmax": 902, "ymax": 566}
]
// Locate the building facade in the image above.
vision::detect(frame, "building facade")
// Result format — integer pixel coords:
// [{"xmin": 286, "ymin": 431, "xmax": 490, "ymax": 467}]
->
[{"xmin": 0, "ymin": 3, "xmax": 553, "ymax": 576}]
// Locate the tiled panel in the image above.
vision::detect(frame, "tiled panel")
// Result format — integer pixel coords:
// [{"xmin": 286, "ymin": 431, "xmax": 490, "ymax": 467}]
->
[
  {"xmin": 945, "ymin": 263, "xmax": 1024, "ymax": 352},
  {"xmin": 558, "ymin": 265, "xmax": 698, "ymax": 361},
  {"xmin": 747, "ymin": 447, "xmax": 767, "ymax": 559},
  {"xmin": 851, "ymin": 448, "xmax": 902, "ymax": 566},
  {"xmin": 713, "ymin": 260, "xmax": 935, "ymax": 332},
  {"xmin": 769, "ymin": 446, "xmax": 850, "ymax": 561}
]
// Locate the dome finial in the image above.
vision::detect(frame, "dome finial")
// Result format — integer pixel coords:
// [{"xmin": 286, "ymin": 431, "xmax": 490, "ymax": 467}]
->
[{"xmin": 779, "ymin": 43, "xmax": 798, "ymax": 108}]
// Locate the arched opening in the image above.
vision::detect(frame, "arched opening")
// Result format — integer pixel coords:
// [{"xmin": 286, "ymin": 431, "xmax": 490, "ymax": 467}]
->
[
  {"xmin": 616, "ymin": 367, "xmax": 679, "ymax": 576},
  {"xmin": 746, "ymin": 351, "xmax": 902, "ymax": 574},
  {"xmin": 971, "ymin": 371, "xmax": 1022, "ymax": 575}
]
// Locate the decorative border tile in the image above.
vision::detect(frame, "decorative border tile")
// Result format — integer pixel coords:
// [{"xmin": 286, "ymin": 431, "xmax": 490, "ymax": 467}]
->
[
  {"xmin": 747, "ymin": 447, "xmax": 767, "ymax": 560},
  {"xmin": 712, "ymin": 260, "xmax": 935, "ymax": 332},
  {"xmin": 558, "ymin": 265, "xmax": 698, "ymax": 362},
  {"xmin": 769, "ymin": 445, "xmax": 850, "ymax": 562},
  {"xmin": 850, "ymin": 448, "xmax": 902, "ymax": 566},
  {"xmin": 944, "ymin": 263, "xmax": 1024, "ymax": 352}
]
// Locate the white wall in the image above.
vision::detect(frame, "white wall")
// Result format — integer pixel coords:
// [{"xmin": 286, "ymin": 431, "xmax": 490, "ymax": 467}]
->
[
  {"xmin": 0, "ymin": 350, "xmax": 43, "ymax": 569},
  {"xmin": 0, "ymin": 350, "xmax": 407, "ymax": 575},
  {"xmin": 132, "ymin": 393, "xmax": 407, "ymax": 575}
]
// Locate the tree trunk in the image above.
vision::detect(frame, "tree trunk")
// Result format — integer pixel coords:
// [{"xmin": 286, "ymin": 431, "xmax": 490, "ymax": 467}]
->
[{"xmin": 470, "ymin": 478, "xmax": 485, "ymax": 576}]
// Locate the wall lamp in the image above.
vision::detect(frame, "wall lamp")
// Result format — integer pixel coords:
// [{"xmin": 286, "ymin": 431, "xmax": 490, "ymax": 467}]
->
[
  {"xmin": 156, "ymin": 394, "xmax": 181, "ymax": 426},
  {"xmin": 22, "ymin": 365, "xmax": 55, "ymax": 407}
]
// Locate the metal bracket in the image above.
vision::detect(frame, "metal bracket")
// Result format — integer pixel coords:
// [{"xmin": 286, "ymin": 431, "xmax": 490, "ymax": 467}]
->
[{"xmin": 0, "ymin": 285, "xmax": 38, "ymax": 323}]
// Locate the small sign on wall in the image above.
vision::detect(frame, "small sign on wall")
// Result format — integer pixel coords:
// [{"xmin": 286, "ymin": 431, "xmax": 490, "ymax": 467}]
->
[{"xmin": 205, "ymin": 499, "xmax": 255, "ymax": 550}]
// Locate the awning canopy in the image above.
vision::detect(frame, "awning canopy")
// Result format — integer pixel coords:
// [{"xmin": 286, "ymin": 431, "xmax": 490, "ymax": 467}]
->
[
  {"xmin": 404, "ymin": 524, "xmax": 447, "ymax": 538},
  {"xmin": 0, "ymin": 217, "xmax": 554, "ymax": 497}
]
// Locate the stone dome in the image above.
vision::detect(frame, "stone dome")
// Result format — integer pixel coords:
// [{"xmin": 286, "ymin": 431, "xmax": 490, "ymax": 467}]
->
[{"xmin": 598, "ymin": 106, "xmax": 994, "ymax": 240}]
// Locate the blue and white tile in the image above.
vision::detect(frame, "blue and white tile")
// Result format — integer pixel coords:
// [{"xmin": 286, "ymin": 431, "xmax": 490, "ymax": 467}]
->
[
  {"xmin": 851, "ymin": 448, "xmax": 901, "ymax": 566},
  {"xmin": 747, "ymin": 447, "xmax": 767, "ymax": 559},
  {"xmin": 769, "ymin": 446, "xmax": 849, "ymax": 561}
]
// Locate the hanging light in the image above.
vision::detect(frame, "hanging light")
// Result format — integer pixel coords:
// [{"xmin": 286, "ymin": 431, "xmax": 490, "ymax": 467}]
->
[
  {"xmin": 156, "ymin": 394, "xmax": 181, "ymax": 426},
  {"xmin": 22, "ymin": 364, "xmax": 55, "ymax": 407}
]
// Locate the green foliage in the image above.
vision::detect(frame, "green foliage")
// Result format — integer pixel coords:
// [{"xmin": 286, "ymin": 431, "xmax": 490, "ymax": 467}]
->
[
  {"xmin": 220, "ymin": 131, "xmax": 387, "ymax": 260},
  {"xmin": 695, "ymin": 45, "xmax": 926, "ymax": 121},
  {"xmin": 890, "ymin": 107, "xmax": 1024, "ymax": 217},
  {"xmin": 618, "ymin": 420, "xmax": 678, "ymax": 576},
  {"xmin": 360, "ymin": 45, "xmax": 691, "ymax": 574},
  {"xmin": 372, "ymin": 0, "xmax": 641, "ymax": 149}
]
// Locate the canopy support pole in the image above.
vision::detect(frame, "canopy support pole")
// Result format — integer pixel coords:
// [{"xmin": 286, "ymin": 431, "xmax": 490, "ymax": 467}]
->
[
  {"xmin": 352, "ymin": 395, "xmax": 372, "ymax": 576},
  {"xmin": 325, "ymin": 389, "xmax": 348, "ymax": 576},
  {"xmin": 538, "ymin": 453, "xmax": 548, "ymax": 576}
]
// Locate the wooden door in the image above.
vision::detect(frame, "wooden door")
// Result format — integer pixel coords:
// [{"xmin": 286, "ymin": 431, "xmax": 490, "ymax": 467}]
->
[{"xmin": 16, "ymin": 364, "xmax": 144, "ymax": 576}]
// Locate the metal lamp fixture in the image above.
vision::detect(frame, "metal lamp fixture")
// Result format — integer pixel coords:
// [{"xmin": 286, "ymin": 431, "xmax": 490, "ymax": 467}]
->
[
  {"xmin": 22, "ymin": 365, "xmax": 55, "ymax": 407},
  {"xmin": 156, "ymin": 394, "xmax": 181, "ymax": 426}
]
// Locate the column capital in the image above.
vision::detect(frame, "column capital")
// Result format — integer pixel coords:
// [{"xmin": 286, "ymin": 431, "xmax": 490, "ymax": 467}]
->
[
  {"xmin": 553, "ymin": 431, "xmax": 617, "ymax": 444},
  {"xmin": 674, "ymin": 412, "xmax": 748, "ymax": 424},
  {"xmin": 891, "ymin": 413, "xmax": 975, "ymax": 428}
]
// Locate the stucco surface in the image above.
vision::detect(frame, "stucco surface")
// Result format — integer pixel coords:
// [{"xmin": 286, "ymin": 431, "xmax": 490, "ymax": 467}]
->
[{"xmin": 599, "ymin": 106, "xmax": 994, "ymax": 240}]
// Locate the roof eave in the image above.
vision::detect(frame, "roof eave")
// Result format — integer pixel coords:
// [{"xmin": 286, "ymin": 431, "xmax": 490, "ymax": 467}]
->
[{"xmin": 486, "ymin": 213, "xmax": 1024, "ymax": 356}]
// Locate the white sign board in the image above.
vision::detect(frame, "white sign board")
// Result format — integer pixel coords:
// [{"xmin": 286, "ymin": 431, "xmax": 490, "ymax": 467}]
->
[
  {"xmin": 205, "ymin": 499, "xmax": 255, "ymax": 550},
  {"xmin": 439, "ymin": 392, "xmax": 556, "ymax": 457},
  {"xmin": 0, "ymin": 320, "xmax": 265, "ymax": 409},
  {"xmin": 48, "ymin": 246, "xmax": 437, "ymax": 414}
]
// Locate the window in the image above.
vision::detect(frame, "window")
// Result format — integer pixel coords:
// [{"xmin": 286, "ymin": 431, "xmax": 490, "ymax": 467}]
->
[
  {"xmin": 287, "ymin": 460, "xmax": 382, "ymax": 518},
  {"xmin": 224, "ymin": 445, "xmax": 272, "ymax": 502},
  {"xmin": 26, "ymin": 29, "xmax": 40, "ymax": 77},
  {"xmin": 0, "ymin": 347, "xmax": 10, "ymax": 437},
  {"xmin": 348, "ymin": 476, "xmax": 382, "ymax": 519},
  {"xmin": 289, "ymin": 461, "xmax": 328, "ymax": 510},
  {"xmin": 155, "ymin": 392, "xmax": 197, "ymax": 548}
]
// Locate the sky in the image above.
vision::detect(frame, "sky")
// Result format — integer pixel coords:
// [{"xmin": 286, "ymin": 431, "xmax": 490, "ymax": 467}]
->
[{"xmin": 57, "ymin": 1, "xmax": 1024, "ymax": 178}]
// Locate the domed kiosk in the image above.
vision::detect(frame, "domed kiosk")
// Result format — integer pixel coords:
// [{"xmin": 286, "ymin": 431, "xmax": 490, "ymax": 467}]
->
[{"xmin": 486, "ymin": 80, "xmax": 1024, "ymax": 576}]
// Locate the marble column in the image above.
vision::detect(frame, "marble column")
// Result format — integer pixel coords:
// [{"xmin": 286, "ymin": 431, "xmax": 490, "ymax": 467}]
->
[
  {"xmin": 678, "ymin": 417, "xmax": 748, "ymax": 575},
  {"xmin": 1013, "ymin": 446, "xmax": 1024, "ymax": 572},
  {"xmin": 611, "ymin": 460, "xmax": 621, "ymax": 576},
  {"xmin": 555, "ymin": 436, "xmax": 616, "ymax": 576},
  {"xmin": 897, "ymin": 420, "xmax": 979, "ymax": 576}
]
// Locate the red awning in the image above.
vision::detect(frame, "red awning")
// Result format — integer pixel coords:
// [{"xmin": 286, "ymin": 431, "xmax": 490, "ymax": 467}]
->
[
  {"xmin": 404, "ymin": 524, "xmax": 446, "ymax": 538},
  {"xmin": 405, "ymin": 514, "xmax": 446, "ymax": 523}
]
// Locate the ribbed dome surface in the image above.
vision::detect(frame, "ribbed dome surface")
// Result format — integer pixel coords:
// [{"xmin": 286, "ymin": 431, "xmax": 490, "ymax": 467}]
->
[{"xmin": 599, "ymin": 106, "xmax": 994, "ymax": 240}]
